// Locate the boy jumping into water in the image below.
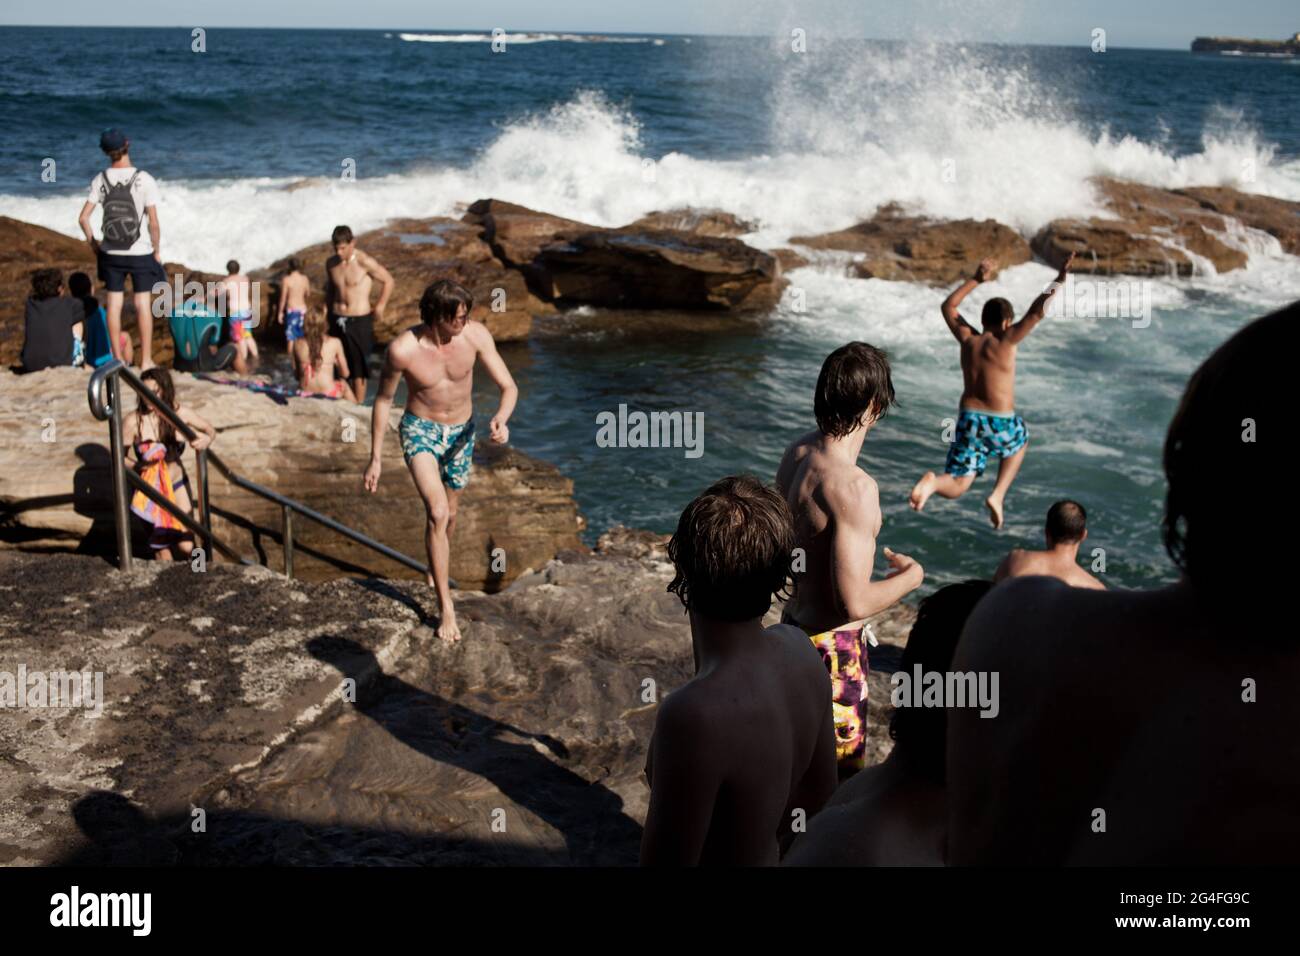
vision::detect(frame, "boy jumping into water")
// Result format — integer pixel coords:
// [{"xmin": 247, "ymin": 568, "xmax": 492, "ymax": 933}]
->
[
  {"xmin": 910, "ymin": 252, "xmax": 1075, "ymax": 529},
  {"xmin": 363, "ymin": 279, "xmax": 517, "ymax": 643}
]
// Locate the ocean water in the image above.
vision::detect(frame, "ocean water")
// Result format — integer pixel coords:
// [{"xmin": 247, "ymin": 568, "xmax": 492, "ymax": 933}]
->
[{"xmin": 2, "ymin": 26, "xmax": 1298, "ymax": 592}]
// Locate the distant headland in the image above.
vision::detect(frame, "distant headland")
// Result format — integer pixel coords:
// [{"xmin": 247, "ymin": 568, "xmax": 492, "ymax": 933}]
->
[{"xmin": 1191, "ymin": 32, "xmax": 1300, "ymax": 56}]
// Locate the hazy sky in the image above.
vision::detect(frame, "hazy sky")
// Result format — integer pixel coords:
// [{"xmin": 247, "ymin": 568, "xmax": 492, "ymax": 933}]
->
[{"xmin": 3, "ymin": 0, "xmax": 1298, "ymax": 49}]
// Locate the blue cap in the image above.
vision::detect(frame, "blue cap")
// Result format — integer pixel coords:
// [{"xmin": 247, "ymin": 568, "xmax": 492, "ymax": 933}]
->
[{"xmin": 99, "ymin": 128, "xmax": 128, "ymax": 152}]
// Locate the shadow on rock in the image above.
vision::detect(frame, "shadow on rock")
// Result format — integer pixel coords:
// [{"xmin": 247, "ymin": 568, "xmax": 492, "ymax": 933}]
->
[{"xmin": 307, "ymin": 634, "xmax": 643, "ymax": 865}]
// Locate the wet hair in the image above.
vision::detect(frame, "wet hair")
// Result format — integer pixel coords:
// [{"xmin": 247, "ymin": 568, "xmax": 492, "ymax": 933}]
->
[
  {"xmin": 68, "ymin": 272, "xmax": 93, "ymax": 299},
  {"xmin": 1045, "ymin": 500, "xmax": 1087, "ymax": 544},
  {"xmin": 419, "ymin": 279, "xmax": 474, "ymax": 325},
  {"xmin": 889, "ymin": 579, "xmax": 994, "ymax": 785},
  {"xmin": 981, "ymin": 297, "xmax": 1014, "ymax": 330},
  {"xmin": 226, "ymin": 260, "xmax": 240, "ymax": 275},
  {"xmin": 814, "ymin": 342, "xmax": 897, "ymax": 438},
  {"xmin": 30, "ymin": 268, "xmax": 62, "ymax": 300},
  {"xmin": 331, "ymin": 225, "xmax": 354, "ymax": 245},
  {"xmin": 1163, "ymin": 302, "xmax": 1292, "ymax": 620},
  {"xmin": 137, "ymin": 367, "xmax": 178, "ymax": 450},
  {"xmin": 667, "ymin": 475, "xmax": 795, "ymax": 622},
  {"xmin": 287, "ymin": 257, "xmax": 301, "ymax": 272}
]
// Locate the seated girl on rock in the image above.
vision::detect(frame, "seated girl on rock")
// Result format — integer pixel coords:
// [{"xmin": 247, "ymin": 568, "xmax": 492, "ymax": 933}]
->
[{"xmin": 123, "ymin": 367, "xmax": 216, "ymax": 561}]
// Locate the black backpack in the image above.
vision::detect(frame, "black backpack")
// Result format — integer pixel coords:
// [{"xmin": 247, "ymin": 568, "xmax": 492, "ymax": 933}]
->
[{"xmin": 99, "ymin": 169, "xmax": 142, "ymax": 252}]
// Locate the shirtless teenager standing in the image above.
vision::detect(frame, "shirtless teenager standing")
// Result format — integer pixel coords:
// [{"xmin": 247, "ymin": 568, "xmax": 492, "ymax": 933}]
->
[
  {"xmin": 276, "ymin": 257, "xmax": 310, "ymax": 375},
  {"xmin": 910, "ymin": 253, "xmax": 1075, "ymax": 529},
  {"xmin": 326, "ymin": 225, "xmax": 394, "ymax": 402},
  {"xmin": 641, "ymin": 475, "xmax": 837, "ymax": 866},
  {"xmin": 216, "ymin": 260, "xmax": 258, "ymax": 374},
  {"xmin": 363, "ymin": 280, "xmax": 517, "ymax": 643},
  {"xmin": 776, "ymin": 343, "xmax": 925, "ymax": 635},
  {"xmin": 993, "ymin": 499, "xmax": 1105, "ymax": 589}
]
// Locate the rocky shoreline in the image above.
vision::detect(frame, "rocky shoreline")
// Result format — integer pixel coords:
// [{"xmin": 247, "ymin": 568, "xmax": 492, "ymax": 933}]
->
[
  {"xmin": 4, "ymin": 177, "xmax": 1298, "ymax": 369},
  {"xmin": 0, "ymin": 543, "xmax": 915, "ymax": 865}
]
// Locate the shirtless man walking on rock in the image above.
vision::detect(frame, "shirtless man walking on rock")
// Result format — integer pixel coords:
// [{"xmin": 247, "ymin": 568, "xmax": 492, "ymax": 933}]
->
[
  {"xmin": 326, "ymin": 225, "xmax": 394, "ymax": 402},
  {"xmin": 363, "ymin": 279, "xmax": 518, "ymax": 643}
]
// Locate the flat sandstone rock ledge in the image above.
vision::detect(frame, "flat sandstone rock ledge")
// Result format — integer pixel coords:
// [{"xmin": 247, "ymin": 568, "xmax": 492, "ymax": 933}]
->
[
  {"xmin": 0, "ymin": 367, "xmax": 583, "ymax": 591},
  {"xmin": 787, "ymin": 178, "xmax": 1300, "ymax": 282},
  {"xmin": 0, "ymin": 548, "xmax": 917, "ymax": 865}
]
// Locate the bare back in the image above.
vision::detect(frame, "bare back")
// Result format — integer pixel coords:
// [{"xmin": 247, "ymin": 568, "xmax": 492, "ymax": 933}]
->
[
  {"xmin": 776, "ymin": 432, "xmax": 881, "ymax": 632},
  {"xmin": 219, "ymin": 274, "xmax": 252, "ymax": 314},
  {"xmin": 949, "ymin": 578, "xmax": 1300, "ymax": 864},
  {"xmin": 294, "ymin": 337, "xmax": 344, "ymax": 392},
  {"xmin": 281, "ymin": 271, "xmax": 309, "ymax": 312},
  {"xmin": 642, "ymin": 625, "xmax": 836, "ymax": 865},
  {"xmin": 996, "ymin": 548, "xmax": 1105, "ymax": 589},
  {"xmin": 959, "ymin": 332, "xmax": 1018, "ymax": 412}
]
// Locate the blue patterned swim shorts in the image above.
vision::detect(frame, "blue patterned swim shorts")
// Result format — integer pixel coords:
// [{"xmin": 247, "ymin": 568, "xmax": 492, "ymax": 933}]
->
[
  {"xmin": 944, "ymin": 408, "xmax": 1028, "ymax": 478},
  {"xmin": 284, "ymin": 309, "xmax": 305, "ymax": 343},
  {"xmin": 398, "ymin": 413, "xmax": 475, "ymax": 490}
]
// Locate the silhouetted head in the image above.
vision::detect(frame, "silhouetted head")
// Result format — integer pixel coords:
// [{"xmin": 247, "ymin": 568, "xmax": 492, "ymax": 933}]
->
[
  {"xmin": 668, "ymin": 475, "xmax": 795, "ymax": 622},
  {"xmin": 1045, "ymin": 499, "xmax": 1087, "ymax": 547},
  {"xmin": 981, "ymin": 297, "xmax": 1014, "ymax": 331},
  {"xmin": 30, "ymin": 267, "xmax": 62, "ymax": 300},
  {"xmin": 286, "ymin": 257, "xmax": 301, "ymax": 273},
  {"xmin": 814, "ymin": 341, "xmax": 897, "ymax": 438},
  {"xmin": 889, "ymin": 579, "xmax": 994, "ymax": 784},
  {"xmin": 1163, "ymin": 302, "xmax": 1292, "ymax": 621},
  {"xmin": 419, "ymin": 279, "xmax": 473, "ymax": 336},
  {"xmin": 68, "ymin": 271, "xmax": 93, "ymax": 299},
  {"xmin": 226, "ymin": 260, "xmax": 240, "ymax": 275}
]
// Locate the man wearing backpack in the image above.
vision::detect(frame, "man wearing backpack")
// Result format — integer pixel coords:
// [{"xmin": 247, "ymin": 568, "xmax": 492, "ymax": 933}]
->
[{"xmin": 77, "ymin": 128, "xmax": 164, "ymax": 369}]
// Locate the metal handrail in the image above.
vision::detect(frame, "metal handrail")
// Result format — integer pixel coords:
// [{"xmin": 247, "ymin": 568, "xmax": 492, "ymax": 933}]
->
[{"xmin": 87, "ymin": 359, "xmax": 430, "ymax": 578}]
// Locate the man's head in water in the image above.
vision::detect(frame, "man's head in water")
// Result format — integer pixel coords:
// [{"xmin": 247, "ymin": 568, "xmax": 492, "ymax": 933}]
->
[
  {"xmin": 814, "ymin": 341, "xmax": 897, "ymax": 437},
  {"xmin": 331, "ymin": 225, "xmax": 355, "ymax": 259},
  {"xmin": 889, "ymin": 579, "xmax": 993, "ymax": 784},
  {"xmin": 981, "ymin": 297, "xmax": 1014, "ymax": 331},
  {"xmin": 419, "ymin": 279, "xmax": 473, "ymax": 338},
  {"xmin": 667, "ymin": 474, "xmax": 795, "ymax": 623},
  {"xmin": 1045, "ymin": 500, "xmax": 1088, "ymax": 548},
  {"xmin": 1163, "ymin": 301, "xmax": 1290, "ymax": 622}
]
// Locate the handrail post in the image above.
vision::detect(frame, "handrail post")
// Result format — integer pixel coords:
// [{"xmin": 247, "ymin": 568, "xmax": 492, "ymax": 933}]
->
[
  {"xmin": 197, "ymin": 448, "xmax": 212, "ymax": 554},
  {"xmin": 107, "ymin": 372, "xmax": 132, "ymax": 571},
  {"xmin": 282, "ymin": 505, "xmax": 294, "ymax": 579}
]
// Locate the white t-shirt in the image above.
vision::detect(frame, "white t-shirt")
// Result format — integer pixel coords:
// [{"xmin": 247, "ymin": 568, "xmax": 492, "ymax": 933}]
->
[{"xmin": 86, "ymin": 167, "xmax": 161, "ymax": 256}]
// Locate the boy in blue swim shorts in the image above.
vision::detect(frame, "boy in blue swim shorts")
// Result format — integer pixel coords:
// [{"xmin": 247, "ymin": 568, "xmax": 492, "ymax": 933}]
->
[
  {"xmin": 910, "ymin": 251, "xmax": 1076, "ymax": 528},
  {"xmin": 363, "ymin": 278, "xmax": 518, "ymax": 644}
]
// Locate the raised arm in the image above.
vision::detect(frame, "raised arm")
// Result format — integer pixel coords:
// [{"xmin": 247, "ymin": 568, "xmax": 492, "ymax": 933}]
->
[
  {"xmin": 941, "ymin": 258, "xmax": 995, "ymax": 341},
  {"xmin": 363, "ymin": 346, "xmax": 403, "ymax": 492},
  {"xmin": 473, "ymin": 324, "xmax": 518, "ymax": 444},
  {"xmin": 1006, "ymin": 252, "xmax": 1075, "ymax": 344},
  {"xmin": 828, "ymin": 476, "xmax": 924, "ymax": 621}
]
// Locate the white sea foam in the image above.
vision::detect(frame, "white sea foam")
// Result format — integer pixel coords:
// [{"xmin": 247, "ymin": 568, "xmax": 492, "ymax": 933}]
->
[
  {"xmin": 398, "ymin": 32, "xmax": 662, "ymax": 45},
  {"xmin": 3, "ymin": 42, "xmax": 1297, "ymax": 316}
]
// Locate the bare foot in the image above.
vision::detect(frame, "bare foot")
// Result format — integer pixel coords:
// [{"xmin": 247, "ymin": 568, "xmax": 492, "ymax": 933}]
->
[
  {"xmin": 437, "ymin": 608, "xmax": 462, "ymax": 644},
  {"xmin": 985, "ymin": 495, "xmax": 1005, "ymax": 530},
  {"xmin": 910, "ymin": 472, "xmax": 937, "ymax": 511},
  {"xmin": 139, "ymin": 358, "xmax": 156, "ymax": 372}
]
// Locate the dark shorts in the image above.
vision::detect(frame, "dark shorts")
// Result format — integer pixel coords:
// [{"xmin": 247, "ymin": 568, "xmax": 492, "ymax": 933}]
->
[
  {"xmin": 328, "ymin": 312, "xmax": 374, "ymax": 381},
  {"xmin": 97, "ymin": 251, "xmax": 167, "ymax": 294}
]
